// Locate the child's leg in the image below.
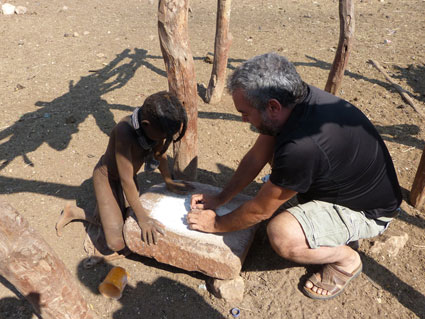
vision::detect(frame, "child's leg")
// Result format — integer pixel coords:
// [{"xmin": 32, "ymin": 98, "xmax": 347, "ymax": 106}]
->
[
  {"xmin": 93, "ymin": 168, "xmax": 126, "ymax": 252},
  {"xmin": 55, "ymin": 202, "xmax": 100, "ymax": 237}
]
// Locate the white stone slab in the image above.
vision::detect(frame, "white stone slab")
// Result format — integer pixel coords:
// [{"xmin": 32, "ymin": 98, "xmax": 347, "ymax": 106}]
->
[{"xmin": 123, "ymin": 182, "xmax": 258, "ymax": 279}]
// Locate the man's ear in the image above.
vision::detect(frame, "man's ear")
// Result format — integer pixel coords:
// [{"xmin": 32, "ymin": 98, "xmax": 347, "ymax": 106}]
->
[{"xmin": 267, "ymin": 99, "xmax": 283, "ymax": 115}]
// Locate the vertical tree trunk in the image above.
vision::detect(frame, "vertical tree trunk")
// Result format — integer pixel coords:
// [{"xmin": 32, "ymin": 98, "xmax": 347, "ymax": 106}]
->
[
  {"xmin": 325, "ymin": 0, "xmax": 355, "ymax": 95},
  {"xmin": 205, "ymin": 0, "xmax": 233, "ymax": 105},
  {"xmin": 0, "ymin": 200, "xmax": 94, "ymax": 319},
  {"xmin": 410, "ymin": 146, "xmax": 425, "ymax": 209},
  {"xmin": 158, "ymin": 0, "xmax": 198, "ymax": 181}
]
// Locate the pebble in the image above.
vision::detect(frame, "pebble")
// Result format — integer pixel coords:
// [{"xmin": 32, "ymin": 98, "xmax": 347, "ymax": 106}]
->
[
  {"xmin": 15, "ymin": 5, "xmax": 27, "ymax": 14},
  {"xmin": 1, "ymin": 3, "xmax": 15, "ymax": 15}
]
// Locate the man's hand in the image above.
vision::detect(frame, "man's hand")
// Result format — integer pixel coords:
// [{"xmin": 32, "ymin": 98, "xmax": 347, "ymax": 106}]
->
[
  {"xmin": 190, "ymin": 193, "xmax": 223, "ymax": 210},
  {"xmin": 137, "ymin": 216, "xmax": 164, "ymax": 245},
  {"xmin": 166, "ymin": 180, "xmax": 195, "ymax": 195},
  {"xmin": 186, "ymin": 209, "xmax": 218, "ymax": 233}
]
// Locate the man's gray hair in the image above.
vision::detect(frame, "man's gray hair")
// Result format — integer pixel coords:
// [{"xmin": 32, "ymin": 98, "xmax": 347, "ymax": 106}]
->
[{"xmin": 227, "ymin": 53, "xmax": 307, "ymax": 111}]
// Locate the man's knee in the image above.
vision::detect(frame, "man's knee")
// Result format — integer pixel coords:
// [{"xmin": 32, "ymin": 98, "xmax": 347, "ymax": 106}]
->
[{"xmin": 266, "ymin": 212, "xmax": 306, "ymax": 259}]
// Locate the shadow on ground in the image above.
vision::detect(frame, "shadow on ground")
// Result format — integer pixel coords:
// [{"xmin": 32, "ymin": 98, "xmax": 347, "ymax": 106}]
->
[{"xmin": 77, "ymin": 261, "xmax": 223, "ymax": 319}]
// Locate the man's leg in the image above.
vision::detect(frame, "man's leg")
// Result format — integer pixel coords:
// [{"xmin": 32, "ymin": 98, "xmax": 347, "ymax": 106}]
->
[{"xmin": 267, "ymin": 210, "xmax": 361, "ymax": 296}]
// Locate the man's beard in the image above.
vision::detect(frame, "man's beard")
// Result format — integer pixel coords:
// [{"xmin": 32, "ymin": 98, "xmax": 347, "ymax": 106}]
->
[{"xmin": 257, "ymin": 113, "xmax": 281, "ymax": 136}]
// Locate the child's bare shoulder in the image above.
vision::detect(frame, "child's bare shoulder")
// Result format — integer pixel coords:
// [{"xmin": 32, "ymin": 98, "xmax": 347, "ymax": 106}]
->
[
  {"xmin": 112, "ymin": 116, "xmax": 132, "ymax": 132},
  {"xmin": 111, "ymin": 116, "xmax": 136, "ymax": 139}
]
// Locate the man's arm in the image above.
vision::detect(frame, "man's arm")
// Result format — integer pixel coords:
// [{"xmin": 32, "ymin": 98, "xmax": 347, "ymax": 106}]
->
[
  {"xmin": 187, "ymin": 180, "xmax": 297, "ymax": 233},
  {"xmin": 191, "ymin": 134, "xmax": 275, "ymax": 209}
]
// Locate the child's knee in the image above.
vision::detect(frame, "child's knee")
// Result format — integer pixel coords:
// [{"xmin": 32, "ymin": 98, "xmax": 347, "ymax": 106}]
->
[{"xmin": 106, "ymin": 237, "xmax": 126, "ymax": 252}]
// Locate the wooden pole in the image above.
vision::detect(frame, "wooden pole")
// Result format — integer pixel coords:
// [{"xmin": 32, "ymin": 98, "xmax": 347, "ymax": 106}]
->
[
  {"xmin": 410, "ymin": 146, "xmax": 425, "ymax": 209},
  {"xmin": 205, "ymin": 0, "xmax": 233, "ymax": 104},
  {"xmin": 0, "ymin": 200, "xmax": 95, "ymax": 319},
  {"xmin": 325, "ymin": 0, "xmax": 355, "ymax": 95},
  {"xmin": 158, "ymin": 0, "xmax": 198, "ymax": 181}
]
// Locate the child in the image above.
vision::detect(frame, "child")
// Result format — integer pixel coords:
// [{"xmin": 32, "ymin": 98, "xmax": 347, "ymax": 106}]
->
[{"xmin": 56, "ymin": 91, "xmax": 192, "ymax": 265}]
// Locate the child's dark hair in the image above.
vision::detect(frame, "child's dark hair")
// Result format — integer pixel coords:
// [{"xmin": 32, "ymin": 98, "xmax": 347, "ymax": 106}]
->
[{"xmin": 139, "ymin": 91, "xmax": 187, "ymax": 155}]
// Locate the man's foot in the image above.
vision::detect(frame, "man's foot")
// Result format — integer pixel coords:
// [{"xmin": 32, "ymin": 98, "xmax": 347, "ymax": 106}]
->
[{"xmin": 303, "ymin": 261, "xmax": 363, "ymax": 300}]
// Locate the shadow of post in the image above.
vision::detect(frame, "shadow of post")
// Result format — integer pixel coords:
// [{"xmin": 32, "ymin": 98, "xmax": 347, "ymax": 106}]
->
[
  {"xmin": 361, "ymin": 252, "xmax": 425, "ymax": 318},
  {"xmin": 0, "ymin": 276, "xmax": 42, "ymax": 319}
]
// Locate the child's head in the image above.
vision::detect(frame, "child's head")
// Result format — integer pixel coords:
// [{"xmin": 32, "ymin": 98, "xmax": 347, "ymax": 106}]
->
[{"xmin": 138, "ymin": 91, "xmax": 187, "ymax": 154}]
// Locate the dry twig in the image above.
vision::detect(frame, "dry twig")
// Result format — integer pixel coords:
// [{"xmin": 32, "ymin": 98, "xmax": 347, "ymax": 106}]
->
[{"xmin": 368, "ymin": 59, "xmax": 425, "ymax": 119}]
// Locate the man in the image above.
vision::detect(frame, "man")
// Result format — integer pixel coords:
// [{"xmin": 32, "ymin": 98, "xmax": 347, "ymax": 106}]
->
[{"xmin": 187, "ymin": 53, "xmax": 402, "ymax": 300}]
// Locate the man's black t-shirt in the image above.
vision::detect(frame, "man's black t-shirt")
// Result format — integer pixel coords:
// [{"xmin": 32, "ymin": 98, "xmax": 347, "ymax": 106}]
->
[{"xmin": 270, "ymin": 85, "xmax": 402, "ymax": 219}]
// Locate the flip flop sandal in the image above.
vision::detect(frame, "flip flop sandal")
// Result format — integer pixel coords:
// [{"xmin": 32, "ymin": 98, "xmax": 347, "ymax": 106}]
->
[{"xmin": 303, "ymin": 262, "xmax": 363, "ymax": 300}]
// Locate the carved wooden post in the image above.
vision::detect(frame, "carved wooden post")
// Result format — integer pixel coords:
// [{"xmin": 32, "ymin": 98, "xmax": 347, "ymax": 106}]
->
[
  {"xmin": 205, "ymin": 0, "xmax": 233, "ymax": 104},
  {"xmin": 158, "ymin": 0, "xmax": 198, "ymax": 180},
  {"xmin": 325, "ymin": 0, "xmax": 355, "ymax": 95},
  {"xmin": 0, "ymin": 200, "xmax": 94, "ymax": 319},
  {"xmin": 410, "ymin": 146, "xmax": 425, "ymax": 209}
]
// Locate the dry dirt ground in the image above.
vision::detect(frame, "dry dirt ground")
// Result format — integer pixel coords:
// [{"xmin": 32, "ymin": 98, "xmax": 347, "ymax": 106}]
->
[{"xmin": 1, "ymin": 0, "xmax": 425, "ymax": 318}]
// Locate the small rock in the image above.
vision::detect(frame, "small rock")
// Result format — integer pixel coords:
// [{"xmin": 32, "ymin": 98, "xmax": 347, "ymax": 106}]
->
[
  {"xmin": 14, "ymin": 84, "xmax": 25, "ymax": 91},
  {"xmin": 2, "ymin": 3, "xmax": 15, "ymax": 15},
  {"xmin": 15, "ymin": 6, "xmax": 27, "ymax": 14},
  {"xmin": 65, "ymin": 115, "xmax": 76, "ymax": 124},
  {"xmin": 369, "ymin": 233, "xmax": 408, "ymax": 257},
  {"xmin": 83, "ymin": 31, "xmax": 90, "ymax": 35},
  {"xmin": 204, "ymin": 55, "xmax": 213, "ymax": 64},
  {"xmin": 73, "ymin": 32, "xmax": 79, "ymax": 37},
  {"xmin": 96, "ymin": 53, "xmax": 106, "ymax": 58},
  {"xmin": 208, "ymin": 276, "xmax": 245, "ymax": 304}
]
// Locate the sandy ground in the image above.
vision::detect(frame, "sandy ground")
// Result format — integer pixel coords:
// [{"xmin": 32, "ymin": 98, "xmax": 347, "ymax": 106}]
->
[{"xmin": 1, "ymin": 0, "xmax": 425, "ymax": 318}]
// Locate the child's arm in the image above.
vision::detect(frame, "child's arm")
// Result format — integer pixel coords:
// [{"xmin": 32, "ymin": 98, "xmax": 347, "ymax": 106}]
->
[
  {"xmin": 154, "ymin": 143, "xmax": 194, "ymax": 194},
  {"xmin": 115, "ymin": 131, "xmax": 163, "ymax": 244}
]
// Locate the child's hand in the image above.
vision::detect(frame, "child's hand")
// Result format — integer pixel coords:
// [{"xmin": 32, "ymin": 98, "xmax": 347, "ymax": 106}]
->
[
  {"xmin": 166, "ymin": 180, "xmax": 195, "ymax": 195},
  {"xmin": 137, "ymin": 217, "xmax": 164, "ymax": 245}
]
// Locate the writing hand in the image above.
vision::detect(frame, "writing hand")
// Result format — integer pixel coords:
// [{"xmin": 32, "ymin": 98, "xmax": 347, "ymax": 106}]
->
[
  {"xmin": 190, "ymin": 193, "xmax": 222, "ymax": 210},
  {"xmin": 186, "ymin": 209, "xmax": 218, "ymax": 233}
]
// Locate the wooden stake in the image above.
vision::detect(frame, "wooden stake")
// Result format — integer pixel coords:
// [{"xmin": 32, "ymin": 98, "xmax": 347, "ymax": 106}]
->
[
  {"xmin": 205, "ymin": 0, "xmax": 233, "ymax": 104},
  {"xmin": 325, "ymin": 0, "xmax": 355, "ymax": 95},
  {"xmin": 0, "ymin": 200, "xmax": 95, "ymax": 319},
  {"xmin": 410, "ymin": 146, "xmax": 425, "ymax": 209},
  {"xmin": 158, "ymin": 0, "xmax": 198, "ymax": 180},
  {"xmin": 368, "ymin": 59, "xmax": 425, "ymax": 119}
]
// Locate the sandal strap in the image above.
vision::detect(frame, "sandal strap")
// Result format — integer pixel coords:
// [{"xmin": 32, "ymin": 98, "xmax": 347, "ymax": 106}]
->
[{"xmin": 308, "ymin": 264, "xmax": 359, "ymax": 294}]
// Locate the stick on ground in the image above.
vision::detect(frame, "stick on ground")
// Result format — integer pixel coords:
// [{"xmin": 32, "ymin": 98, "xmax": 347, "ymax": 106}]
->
[{"xmin": 368, "ymin": 59, "xmax": 425, "ymax": 119}]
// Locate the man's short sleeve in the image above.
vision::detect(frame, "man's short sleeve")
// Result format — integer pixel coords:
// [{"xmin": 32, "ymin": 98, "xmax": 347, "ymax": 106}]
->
[{"xmin": 269, "ymin": 138, "xmax": 324, "ymax": 193}]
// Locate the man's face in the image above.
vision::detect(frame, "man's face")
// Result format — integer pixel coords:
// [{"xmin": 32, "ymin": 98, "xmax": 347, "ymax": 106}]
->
[{"xmin": 232, "ymin": 89, "xmax": 279, "ymax": 136}]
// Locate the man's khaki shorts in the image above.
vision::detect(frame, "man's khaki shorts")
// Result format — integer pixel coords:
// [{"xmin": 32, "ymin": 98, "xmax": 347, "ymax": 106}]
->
[{"xmin": 287, "ymin": 200, "xmax": 398, "ymax": 249}]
